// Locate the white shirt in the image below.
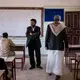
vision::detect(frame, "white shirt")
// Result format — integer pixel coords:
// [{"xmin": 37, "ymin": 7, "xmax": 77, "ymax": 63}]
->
[{"xmin": 0, "ymin": 38, "xmax": 15, "ymax": 57}]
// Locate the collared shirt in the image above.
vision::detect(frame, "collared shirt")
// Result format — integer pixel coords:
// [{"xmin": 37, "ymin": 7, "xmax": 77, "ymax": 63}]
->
[
  {"xmin": 31, "ymin": 26, "xmax": 36, "ymax": 31},
  {"xmin": 0, "ymin": 38, "xmax": 15, "ymax": 56}
]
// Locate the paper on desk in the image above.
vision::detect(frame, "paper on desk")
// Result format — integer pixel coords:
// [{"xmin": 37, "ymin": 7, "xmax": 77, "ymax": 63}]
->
[{"xmin": 0, "ymin": 57, "xmax": 7, "ymax": 61}]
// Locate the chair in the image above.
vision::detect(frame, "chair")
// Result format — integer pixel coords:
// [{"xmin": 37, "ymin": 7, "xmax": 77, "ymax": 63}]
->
[
  {"xmin": 74, "ymin": 53, "xmax": 80, "ymax": 80},
  {"xmin": 65, "ymin": 51, "xmax": 76, "ymax": 71}
]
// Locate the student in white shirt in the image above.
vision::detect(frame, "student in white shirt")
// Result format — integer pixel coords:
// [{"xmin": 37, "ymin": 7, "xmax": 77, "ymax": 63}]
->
[{"xmin": 0, "ymin": 32, "xmax": 15, "ymax": 57}]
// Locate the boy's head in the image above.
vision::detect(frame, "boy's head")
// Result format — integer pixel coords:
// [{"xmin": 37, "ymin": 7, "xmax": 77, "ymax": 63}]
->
[{"xmin": 2, "ymin": 32, "xmax": 8, "ymax": 38}]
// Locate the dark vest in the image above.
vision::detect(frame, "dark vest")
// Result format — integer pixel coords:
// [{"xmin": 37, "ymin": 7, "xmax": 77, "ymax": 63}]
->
[
  {"xmin": 26, "ymin": 26, "xmax": 41, "ymax": 48},
  {"xmin": 45, "ymin": 24, "xmax": 68, "ymax": 50}
]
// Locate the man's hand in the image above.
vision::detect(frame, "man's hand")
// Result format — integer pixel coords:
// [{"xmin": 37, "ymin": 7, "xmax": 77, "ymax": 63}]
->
[
  {"xmin": 65, "ymin": 48, "xmax": 69, "ymax": 56},
  {"xmin": 45, "ymin": 47, "xmax": 48, "ymax": 50},
  {"xmin": 30, "ymin": 33, "xmax": 32, "ymax": 35},
  {"xmin": 65, "ymin": 48, "xmax": 69, "ymax": 53}
]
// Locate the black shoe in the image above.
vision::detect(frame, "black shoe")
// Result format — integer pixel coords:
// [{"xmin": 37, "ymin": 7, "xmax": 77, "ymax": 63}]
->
[
  {"xmin": 55, "ymin": 75, "xmax": 60, "ymax": 80},
  {"xmin": 37, "ymin": 66, "xmax": 43, "ymax": 69},
  {"xmin": 29, "ymin": 66, "xmax": 35, "ymax": 70},
  {"xmin": 48, "ymin": 73, "xmax": 52, "ymax": 76}
]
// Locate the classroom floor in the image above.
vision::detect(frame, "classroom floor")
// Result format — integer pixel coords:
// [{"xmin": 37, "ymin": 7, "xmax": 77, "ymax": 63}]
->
[{"xmin": 16, "ymin": 56, "xmax": 74, "ymax": 80}]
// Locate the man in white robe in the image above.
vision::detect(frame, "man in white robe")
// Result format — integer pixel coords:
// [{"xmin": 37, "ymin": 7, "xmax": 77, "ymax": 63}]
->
[{"xmin": 45, "ymin": 15, "xmax": 68, "ymax": 80}]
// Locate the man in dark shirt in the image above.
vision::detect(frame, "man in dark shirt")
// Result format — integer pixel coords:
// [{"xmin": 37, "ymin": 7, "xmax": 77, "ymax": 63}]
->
[{"xmin": 26, "ymin": 19, "xmax": 42, "ymax": 69}]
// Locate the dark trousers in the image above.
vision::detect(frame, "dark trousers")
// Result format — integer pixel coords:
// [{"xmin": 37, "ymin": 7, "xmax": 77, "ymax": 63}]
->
[{"xmin": 28, "ymin": 47, "xmax": 41, "ymax": 67}]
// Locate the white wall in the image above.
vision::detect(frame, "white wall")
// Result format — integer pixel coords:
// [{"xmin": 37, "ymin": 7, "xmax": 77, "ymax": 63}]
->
[{"xmin": 0, "ymin": 0, "xmax": 80, "ymax": 7}]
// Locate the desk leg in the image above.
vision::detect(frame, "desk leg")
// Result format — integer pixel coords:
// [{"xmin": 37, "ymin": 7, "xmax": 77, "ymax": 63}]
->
[
  {"xmin": 23, "ymin": 49, "xmax": 25, "ymax": 63},
  {"xmin": 21, "ymin": 58, "xmax": 23, "ymax": 70},
  {"xmin": 3, "ymin": 72, "xmax": 6, "ymax": 80},
  {"xmin": 11, "ymin": 62, "xmax": 14, "ymax": 80},
  {"xmin": 74, "ymin": 59, "xmax": 76, "ymax": 80},
  {"xmin": 12, "ymin": 59, "xmax": 16, "ymax": 80},
  {"xmin": 76, "ymin": 62, "xmax": 79, "ymax": 80},
  {"xmin": 22, "ymin": 49, "xmax": 25, "ymax": 70},
  {"xmin": 14, "ymin": 59, "xmax": 16, "ymax": 80}
]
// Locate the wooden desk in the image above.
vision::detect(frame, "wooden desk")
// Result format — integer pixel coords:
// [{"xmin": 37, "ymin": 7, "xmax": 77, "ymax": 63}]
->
[
  {"xmin": 11, "ymin": 44, "xmax": 25, "ymax": 69},
  {"xmin": 6, "ymin": 57, "xmax": 16, "ymax": 80},
  {"xmin": 69, "ymin": 45, "xmax": 80, "ymax": 52},
  {"xmin": 0, "ymin": 70, "xmax": 5, "ymax": 80},
  {"xmin": 68, "ymin": 45, "xmax": 80, "ymax": 80}
]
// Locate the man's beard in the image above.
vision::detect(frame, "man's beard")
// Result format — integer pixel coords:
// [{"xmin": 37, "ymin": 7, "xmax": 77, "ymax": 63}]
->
[{"xmin": 32, "ymin": 25, "xmax": 35, "ymax": 27}]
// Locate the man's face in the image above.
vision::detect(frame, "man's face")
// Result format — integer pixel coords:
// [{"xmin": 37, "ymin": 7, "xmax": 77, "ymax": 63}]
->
[
  {"xmin": 31, "ymin": 21, "xmax": 36, "ymax": 27},
  {"xmin": 55, "ymin": 20, "xmax": 59, "ymax": 24}
]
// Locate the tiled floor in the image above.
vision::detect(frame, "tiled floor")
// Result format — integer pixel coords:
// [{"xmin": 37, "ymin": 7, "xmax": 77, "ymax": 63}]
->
[{"xmin": 16, "ymin": 56, "xmax": 74, "ymax": 80}]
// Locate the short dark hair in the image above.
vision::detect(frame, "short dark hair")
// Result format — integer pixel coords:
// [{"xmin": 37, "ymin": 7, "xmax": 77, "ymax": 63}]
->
[
  {"xmin": 2, "ymin": 32, "xmax": 8, "ymax": 38},
  {"xmin": 31, "ymin": 19, "xmax": 37, "ymax": 23}
]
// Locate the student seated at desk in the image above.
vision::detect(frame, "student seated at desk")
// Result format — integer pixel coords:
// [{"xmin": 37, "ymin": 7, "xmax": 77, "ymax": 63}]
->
[{"xmin": 0, "ymin": 32, "xmax": 15, "ymax": 57}]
